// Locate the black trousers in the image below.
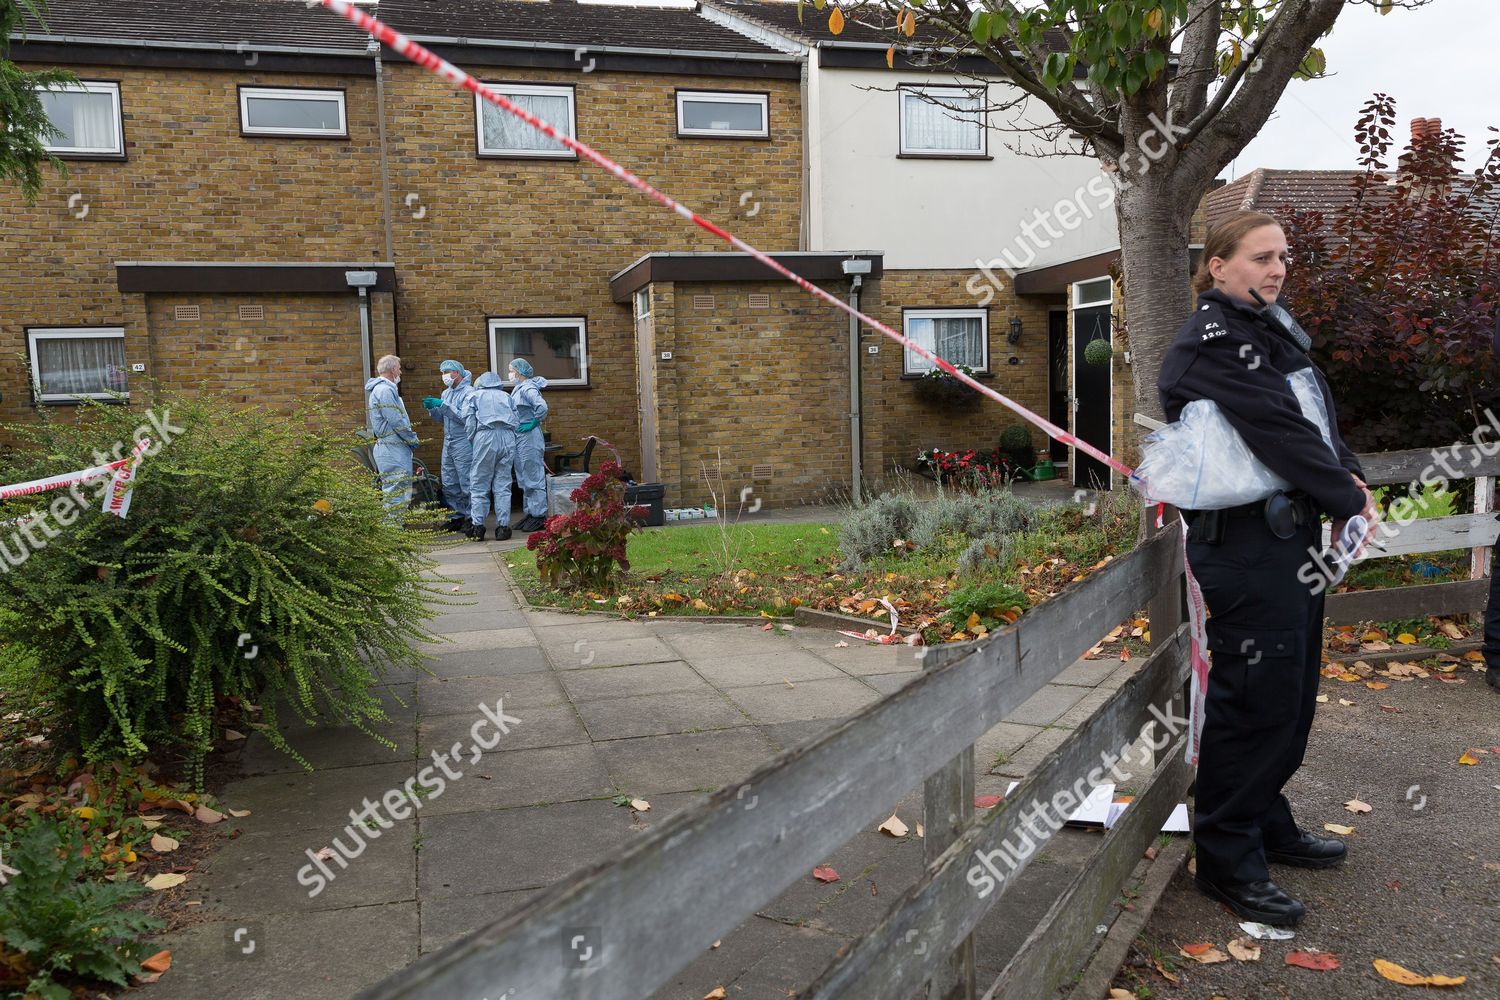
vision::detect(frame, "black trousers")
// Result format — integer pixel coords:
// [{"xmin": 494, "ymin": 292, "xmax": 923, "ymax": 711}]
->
[
  {"xmin": 1485, "ymin": 544, "xmax": 1500, "ymax": 671},
  {"xmin": 1187, "ymin": 512, "xmax": 1325, "ymax": 886}
]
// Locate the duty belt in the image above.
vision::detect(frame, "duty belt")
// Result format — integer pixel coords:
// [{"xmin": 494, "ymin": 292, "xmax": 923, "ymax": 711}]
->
[{"xmin": 1184, "ymin": 490, "xmax": 1319, "ymax": 543}]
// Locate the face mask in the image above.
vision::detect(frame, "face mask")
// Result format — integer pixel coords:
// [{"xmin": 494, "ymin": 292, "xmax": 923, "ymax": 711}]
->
[
  {"xmin": 394, "ymin": 375, "xmax": 401, "ymax": 384},
  {"xmin": 442, "ymin": 373, "xmax": 457, "ymax": 387}
]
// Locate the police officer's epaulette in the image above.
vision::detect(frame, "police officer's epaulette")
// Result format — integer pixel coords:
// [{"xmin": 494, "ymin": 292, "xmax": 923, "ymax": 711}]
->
[{"xmin": 1190, "ymin": 300, "xmax": 1238, "ymax": 347}]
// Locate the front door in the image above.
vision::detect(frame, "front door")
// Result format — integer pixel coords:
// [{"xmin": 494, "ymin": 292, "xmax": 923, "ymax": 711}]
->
[
  {"xmin": 633, "ymin": 290, "xmax": 659, "ymax": 483},
  {"xmin": 1071, "ymin": 278, "xmax": 1114, "ymax": 490}
]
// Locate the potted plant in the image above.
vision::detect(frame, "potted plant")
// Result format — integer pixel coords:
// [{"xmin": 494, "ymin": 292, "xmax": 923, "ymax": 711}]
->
[
  {"xmin": 912, "ymin": 363, "xmax": 981, "ymax": 408},
  {"xmin": 999, "ymin": 424, "xmax": 1036, "ymax": 475},
  {"xmin": 1084, "ymin": 336, "xmax": 1113, "ymax": 366}
]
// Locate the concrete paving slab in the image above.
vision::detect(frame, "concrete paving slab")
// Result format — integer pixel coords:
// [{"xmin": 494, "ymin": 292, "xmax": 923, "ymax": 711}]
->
[
  {"xmin": 524, "ymin": 609, "xmax": 607, "ymax": 627},
  {"xmin": 542, "ymin": 635, "xmax": 682, "ymax": 669},
  {"xmin": 726, "ymin": 677, "xmax": 880, "ymax": 724},
  {"xmin": 658, "ymin": 626, "xmax": 786, "ymax": 661},
  {"xmin": 758, "ymin": 830, "xmax": 909, "ymax": 929},
  {"xmin": 426, "ymin": 608, "xmax": 530, "ymax": 634},
  {"xmin": 558, "ymin": 660, "xmax": 711, "ymax": 702},
  {"xmin": 727, "ymin": 923, "xmax": 850, "ymax": 998},
  {"xmin": 994, "ymin": 725, "xmax": 1073, "ymax": 778},
  {"xmin": 418, "ymin": 671, "xmax": 568, "ymax": 717},
  {"xmin": 858, "ymin": 670, "xmax": 921, "ymax": 695},
  {"xmin": 689, "ymin": 649, "xmax": 847, "ymax": 688},
  {"xmin": 232, "ymin": 716, "xmax": 416, "ymax": 776},
  {"xmin": 1052, "ymin": 655, "xmax": 1125, "ymax": 687},
  {"xmin": 757, "ymin": 719, "xmax": 839, "ymax": 752},
  {"xmin": 223, "ymin": 761, "xmax": 418, "ymax": 831},
  {"xmin": 142, "ymin": 902, "xmax": 419, "ymax": 1000},
  {"xmin": 595, "ymin": 728, "xmax": 779, "ymax": 795},
  {"xmin": 418, "ymin": 799, "xmax": 636, "ymax": 899},
  {"xmin": 419, "ymin": 626, "xmax": 536, "ymax": 655},
  {"xmin": 1052, "ymin": 685, "xmax": 1116, "ymax": 730},
  {"xmin": 415, "ymin": 742, "xmax": 615, "ymax": 816},
  {"xmin": 189, "ymin": 822, "xmax": 416, "ymax": 917},
  {"xmin": 419, "ymin": 702, "xmax": 590, "ymax": 754},
  {"xmin": 1004, "ymin": 682, "xmax": 1090, "ymax": 727},
  {"xmin": 810, "ymin": 641, "xmax": 926, "ymax": 675},
  {"xmin": 975, "ymin": 720, "xmax": 1046, "ymax": 773},
  {"xmin": 573, "ymin": 688, "xmax": 749, "ymax": 741},
  {"xmin": 646, "ymin": 915, "xmax": 791, "ymax": 1000},
  {"xmin": 528, "ymin": 617, "xmax": 657, "ymax": 641},
  {"xmin": 423, "ymin": 643, "xmax": 550, "ymax": 680},
  {"xmin": 419, "ymin": 887, "xmax": 546, "ymax": 954}
]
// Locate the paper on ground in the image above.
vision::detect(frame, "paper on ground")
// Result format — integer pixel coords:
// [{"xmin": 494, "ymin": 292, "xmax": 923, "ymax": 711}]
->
[{"xmin": 1001, "ymin": 780, "xmax": 1188, "ymax": 832}]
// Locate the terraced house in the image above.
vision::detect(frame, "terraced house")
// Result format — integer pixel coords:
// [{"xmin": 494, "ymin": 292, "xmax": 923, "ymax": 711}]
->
[{"xmin": 3, "ymin": 0, "xmax": 1148, "ymax": 507}]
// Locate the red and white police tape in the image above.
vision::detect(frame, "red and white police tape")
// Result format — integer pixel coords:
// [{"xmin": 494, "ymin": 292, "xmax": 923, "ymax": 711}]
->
[
  {"xmin": 309, "ymin": 0, "xmax": 1210, "ymax": 762},
  {"xmin": 0, "ymin": 438, "xmax": 151, "ymax": 519}
]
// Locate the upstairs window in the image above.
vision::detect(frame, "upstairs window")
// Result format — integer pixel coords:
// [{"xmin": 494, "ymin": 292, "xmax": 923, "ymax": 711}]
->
[
  {"xmin": 27, "ymin": 327, "xmax": 129, "ymax": 403},
  {"xmin": 476, "ymin": 84, "xmax": 576, "ymax": 158},
  {"xmin": 898, "ymin": 85, "xmax": 984, "ymax": 156},
  {"xmin": 676, "ymin": 91, "xmax": 768, "ymax": 138},
  {"xmin": 239, "ymin": 87, "xmax": 348, "ymax": 137},
  {"xmin": 39, "ymin": 81, "xmax": 124, "ymax": 157}
]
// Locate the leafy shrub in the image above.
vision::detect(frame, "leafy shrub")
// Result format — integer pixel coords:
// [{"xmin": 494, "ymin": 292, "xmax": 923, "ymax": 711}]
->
[
  {"xmin": 940, "ymin": 579, "xmax": 1029, "ymax": 633},
  {"xmin": 912, "ymin": 488, "xmax": 1039, "ymax": 549},
  {"xmin": 838, "ymin": 491, "xmax": 922, "ymax": 569},
  {"xmin": 527, "ymin": 461, "xmax": 636, "ymax": 591},
  {"xmin": 0, "ymin": 392, "xmax": 441, "ymax": 773},
  {"xmin": 957, "ymin": 533, "xmax": 1013, "ymax": 578},
  {"xmin": 1000, "ymin": 425, "xmax": 1031, "ymax": 451},
  {"xmin": 0, "ymin": 817, "xmax": 164, "ymax": 998}
]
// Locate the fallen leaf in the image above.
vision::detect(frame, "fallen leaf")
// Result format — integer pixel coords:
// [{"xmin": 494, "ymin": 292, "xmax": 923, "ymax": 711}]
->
[
  {"xmin": 1315, "ymin": 694, "xmax": 1329, "ymax": 703},
  {"xmin": 1365, "ymin": 681, "xmax": 1389, "ymax": 690},
  {"xmin": 314, "ymin": 847, "xmax": 336, "ymax": 860},
  {"xmin": 1462, "ymin": 650, "xmax": 1484, "ymax": 661},
  {"xmin": 1108, "ymin": 991, "xmax": 1135, "ymax": 1000},
  {"xmin": 1379, "ymin": 704, "xmax": 1400, "ymax": 713},
  {"xmin": 1153, "ymin": 957, "xmax": 1180, "ymax": 983},
  {"xmin": 1338, "ymin": 672, "xmax": 1361, "ymax": 682},
  {"xmin": 1181, "ymin": 942, "xmax": 1215, "ymax": 956},
  {"xmin": 224, "ymin": 728, "xmax": 246, "ymax": 741},
  {"xmin": 710, "ymin": 940, "xmax": 721, "ymax": 949},
  {"xmin": 1338, "ymin": 698, "xmax": 1355, "ymax": 706},
  {"xmin": 1439, "ymin": 621, "xmax": 1464, "ymax": 640},
  {"xmin": 141, "ymin": 950, "xmax": 172, "ymax": 973},
  {"xmin": 1324, "ymin": 823, "xmax": 1355, "ymax": 835},
  {"xmin": 834, "ymin": 641, "xmax": 850, "ymax": 648},
  {"xmin": 974, "ymin": 794, "xmax": 1003, "ymax": 808},
  {"xmin": 878, "ymin": 814, "xmax": 909, "ymax": 837},
  {"xmin": 144, "ymin": 873, "xmax": 187, "ymax": 891},
  {"xmin": 227, "ymin": 807, "xmax": 251, "ymax": 818},
  {"xmin": 1344, "ymin": 798, "xmax": 1372, "ymax": 814},
  {"xmin": 1286, "ymin": 950, "xmax": 1340, "ymax": 971},
  {"xmin": 1227, "ymin": 937, "xmax": 1262, "ymax": 961},
  {"xmin": 1372, "ymin": 958, "xmax": 1465, "ymax": 986},
  {"xmin": 630, "ymin": 798, "xmax": 651, "ymax": 812},
  {"xmin": 812, "ymin": 866, "xmax": 840, "ymax": 883},
  {"xmin": 72, "ymin": 806, "xmax": 98, "ymax": 821},
  {"xmin": 1459, "ymin": 751, "xmax": 1480, "ymax": 765},
  {"xmin": 704, "ymin": 988, "xmax": 728, "ymax": 1000},
  {"xmin": 194, "ymin": 805, "xmax": 224, "ymax": 824},
  {"xmin": 150, "ymin": 833, "xmax": 180, "ymax": 853},
  {"xmin": 1181, "ymin": 943, "xmax": 1229, "ymax": 964}
]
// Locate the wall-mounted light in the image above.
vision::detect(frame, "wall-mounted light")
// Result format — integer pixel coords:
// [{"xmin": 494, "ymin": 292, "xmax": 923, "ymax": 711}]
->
[{"xmin": 1007, "ymin": 317, "xmax": 1023, "ymax": 344}]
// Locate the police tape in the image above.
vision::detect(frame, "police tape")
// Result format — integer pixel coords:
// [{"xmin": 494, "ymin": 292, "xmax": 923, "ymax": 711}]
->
[{"xmin": 0, "ymin": 438, "xmax": 151, "ymax": 519}]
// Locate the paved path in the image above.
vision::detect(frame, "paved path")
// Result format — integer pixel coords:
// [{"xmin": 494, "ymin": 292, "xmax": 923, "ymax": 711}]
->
[{"xmin": 145, "ymin": 538, "xmax": 1142, "ymax": 999}]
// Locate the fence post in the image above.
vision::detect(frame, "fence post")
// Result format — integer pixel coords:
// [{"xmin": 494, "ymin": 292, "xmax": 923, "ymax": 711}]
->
[
  {"xmin": 1472, "ymin": 476, "xmax": 1494, "ymax": 621},
  {"xmin": 922, "ymin": 649, "xmax": 976, "ymax": 1000},
  {"xmin": 1144, "ymin": 506, "xmax": 1186, "ymax": 770}
]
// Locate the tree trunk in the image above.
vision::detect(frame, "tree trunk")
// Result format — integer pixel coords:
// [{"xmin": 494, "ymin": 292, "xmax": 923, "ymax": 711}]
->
[{"xmin": 1116, "ymin": 175, "xmax": 1198, "ymax": 440}]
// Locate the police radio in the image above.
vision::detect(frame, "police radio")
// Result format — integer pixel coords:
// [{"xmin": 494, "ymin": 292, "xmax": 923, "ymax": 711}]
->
[{"xmin": 1248, "ymin": 288, "xmax": 1312, "ymax": 352}]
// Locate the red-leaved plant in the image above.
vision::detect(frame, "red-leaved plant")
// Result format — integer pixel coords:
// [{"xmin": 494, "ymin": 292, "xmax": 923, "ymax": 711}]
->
[{"xmin": 527, "ymin": 460, "xmax": 636, "ymax": 591}]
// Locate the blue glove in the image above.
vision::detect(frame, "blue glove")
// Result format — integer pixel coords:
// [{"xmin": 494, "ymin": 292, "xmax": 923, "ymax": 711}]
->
[{"xmin": 421, "ymin": 396, "xmax": 441, "ymax": 410}]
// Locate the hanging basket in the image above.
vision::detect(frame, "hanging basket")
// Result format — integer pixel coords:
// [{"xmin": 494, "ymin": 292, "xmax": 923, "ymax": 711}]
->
[{"xmin": 1084, "ymin": 337, "xmax": 1114, "ymax": 367}]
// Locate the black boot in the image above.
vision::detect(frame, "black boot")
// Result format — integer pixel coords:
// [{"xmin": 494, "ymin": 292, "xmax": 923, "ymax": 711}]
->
[
  {"xmin": 468, "ymin": 523, "xmax": 486, "ymax": 542},
  {"xmin": 442, "ymin": 516, "xmax": 466, "ymax": 533},
  {"xmin": 1194, "ymin": 876, "xmax": 1306, "ymax": 926},
  {"xmin": 1266, "ymin": 830, "xmax": 1347, "ymax": 869},
  {"xmin": 495, "ymin": 524, "xmax": 513, "ymax": 541}
]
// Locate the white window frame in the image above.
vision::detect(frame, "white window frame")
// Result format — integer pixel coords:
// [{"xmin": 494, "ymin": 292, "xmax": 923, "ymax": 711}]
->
[
  {"xmin": 903, "ymin": 308, "xmax": 989, "ymax": 375},
  {"xmin": 27, "ymin": 326, "xmax": 129, "ymax": 403},
  {"xmin": 1072, "ymin": 277, "xmax": 1114, "ymax": 308},
  {"xmin": 676, "ymin": 90, "xmax": 769, "ymax": 138},
  {"xmin": 238, "ymin": 86, "xmax": 348, "ymax": 138},
  {"xmin": 475, "ymin": 84, "xmax": 577, "ymax": 158},
  {"xmin": 40, "ymin": 81, "xmax": 124, "ymax": 156},
  {"xmin": 898, "ymin": 84, "xmax": 985, "ymax": 157},
  {"xmin": 488, "ymin": 317, "xmax": 588, "ymax": 387}
]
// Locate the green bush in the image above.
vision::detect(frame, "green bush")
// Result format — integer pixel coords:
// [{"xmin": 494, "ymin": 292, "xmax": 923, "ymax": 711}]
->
[
  {"xmin": 912, "ymin": 488, "xmax": 1038, "ymax": 550},
  {"xmin": 941, "ymin": 579, "xmax": 1029, "ymax": 633},
  {"xmin": 0, "ymin": 817, "xmax": 164, "ymax": 998},
  {"xmin": 0, "ymin": 392, "xmax": 442, "ymax": 773},
  {"xmin": 999, "ymin": 425, "xmax": 1031, "ymax": 451}
]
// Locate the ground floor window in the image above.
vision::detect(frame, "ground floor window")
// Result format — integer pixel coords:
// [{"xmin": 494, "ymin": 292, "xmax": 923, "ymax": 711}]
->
[
  {"xmin": 488, "ymin": 317, "xmax": 588, "ymax": 386},
  {"xmin": 26, "ymin": 327, "xmax": 129, "ymax": 403},
  {"xmin": 902, "ymin": 309, "xmax": 988, "ymax": 374}
]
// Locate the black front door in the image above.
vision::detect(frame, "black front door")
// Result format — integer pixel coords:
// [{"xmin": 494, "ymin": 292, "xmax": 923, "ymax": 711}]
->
[
  {"xmin": 1071, "ymin": 305, "xmax": 1112, "ymax": 489},
  {"xmin": 1048, "ymin": 310, "xmax": 1070, "ymax": 461}
]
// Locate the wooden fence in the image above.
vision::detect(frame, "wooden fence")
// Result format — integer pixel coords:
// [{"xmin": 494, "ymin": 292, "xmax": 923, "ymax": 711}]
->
[{"xmin": 1324, "ymin": 448, "xmax": 1499, "ymax": 624}]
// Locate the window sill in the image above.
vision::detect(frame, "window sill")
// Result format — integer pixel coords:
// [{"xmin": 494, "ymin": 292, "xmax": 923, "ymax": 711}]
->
[
  {"xmin": 900, "ymin": 371, "xmax": 992, "ymax": 380},
  {"xmin": 896, "ymin": 153, "xmax": 992, "ymax": 161},
  {"xmin": 477, "ymin": 152, "xmax": 579, "ymax": 161},
  {"xmin": 48, "ymin": 151, "xmax": 127, "ymax": 162},
  {"xmin": 35, "ymin": 396, "xmax": 131, "ymax": 406},
  {"xmin": 675, "ymin": 132, "xmax": 771, "ymax": 141},
  {"xmin": 241, "ymin": 131, "xmax": 350, "ymax": 140}
]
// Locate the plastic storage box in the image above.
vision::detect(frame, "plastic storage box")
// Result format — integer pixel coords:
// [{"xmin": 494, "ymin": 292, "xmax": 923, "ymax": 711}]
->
[
  {"xmin": 546, "ymin": 472, "xmax": 590, "ymax": 516},
  {"xmin": 624, "ymin": 483, "xmax": 666, "ymax": 526}
]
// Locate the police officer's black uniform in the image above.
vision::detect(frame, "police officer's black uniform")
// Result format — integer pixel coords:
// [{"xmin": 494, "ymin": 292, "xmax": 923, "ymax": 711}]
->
[
  {"xmin": 1485, "ymin": 313, "xmax": 1500, "ymax": 692},
  {"xmin": 1158, "ymin": 288, "xmax": 1367, "ymax": 926}
]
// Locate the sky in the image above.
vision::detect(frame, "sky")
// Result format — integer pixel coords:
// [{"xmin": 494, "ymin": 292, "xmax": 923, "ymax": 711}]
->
[{"xmin": 1219, "ymin": 0, "xmax": 1493, "ymax": 178}]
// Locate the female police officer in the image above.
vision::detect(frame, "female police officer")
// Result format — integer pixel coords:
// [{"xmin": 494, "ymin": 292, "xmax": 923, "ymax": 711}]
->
[{"xmin": 1157, "ymin": 210, "xmax": 1375, "ymax": 925}]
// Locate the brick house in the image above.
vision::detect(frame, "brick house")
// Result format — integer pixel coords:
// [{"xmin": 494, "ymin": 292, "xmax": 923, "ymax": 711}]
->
[{"xmin": 3, "ymin": 0, "xmax": 1172, "ymax": 507}]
